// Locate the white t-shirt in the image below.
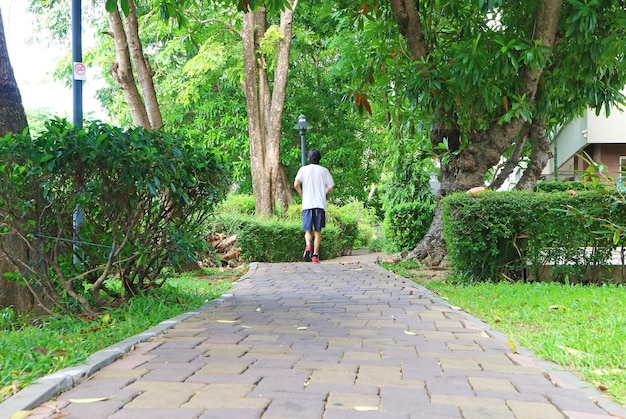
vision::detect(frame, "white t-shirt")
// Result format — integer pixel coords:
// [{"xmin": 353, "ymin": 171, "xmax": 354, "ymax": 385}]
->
[{"xmin": 295, "ymin": 164, "xmax": 335, "ymax": 210}]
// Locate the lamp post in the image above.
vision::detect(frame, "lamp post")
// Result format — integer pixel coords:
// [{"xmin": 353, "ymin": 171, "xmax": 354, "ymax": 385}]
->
[
  {"xmin": 72, "ymin": 0, "xmax": 84, "ymax": 264},
  {"xmin": 293, "ymin": 114, "xmax": 311, "ymax": 167}
]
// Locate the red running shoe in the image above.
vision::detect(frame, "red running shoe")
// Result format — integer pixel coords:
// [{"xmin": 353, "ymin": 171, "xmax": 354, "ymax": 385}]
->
[
  {"xmin": 311, "ymin": 255, "xmax": 320, "ymax": 263},
  {"xmin": 303, "ymin": 245, "xmax": 312, "ymax": 262}
]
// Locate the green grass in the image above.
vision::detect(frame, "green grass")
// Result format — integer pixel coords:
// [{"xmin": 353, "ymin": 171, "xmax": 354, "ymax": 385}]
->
[
  {"xmin": 382, "ymin": 261, "xmax": 626, "ymax": 406},
  {"xmin": 0, "ymin": 267, "xmax": 243, "ymax": 403}
]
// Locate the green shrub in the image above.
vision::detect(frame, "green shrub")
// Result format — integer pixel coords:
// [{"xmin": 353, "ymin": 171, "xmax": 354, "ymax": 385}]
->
[
  {"xmin": 217, "ymin": 194, "xmax": 256, "ymax": 216},
  {"xmin": 534, "ymin": 180, "xmax": 588, "ymax": 192},
  {"xmin": 442, "ymin": 190, "xmax": 623, "ymax": 283},
  {"xmin": 215, "ymin": 215, "xmax": 346, "ymax": 261},
  {"xmin": 216, "ymin": 203, "xmax": 359, "ymax": 262},
  {"xmin": 383, "ymin": 200, "xmax": 435, "ymax": 252},
  {"xmin": 0, "ymin": 119, "xmax": 231, "ymax": 316}
]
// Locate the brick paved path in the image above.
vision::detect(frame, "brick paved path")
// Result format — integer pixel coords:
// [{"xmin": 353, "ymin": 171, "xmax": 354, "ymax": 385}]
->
[{"xmin": 5, "ymin": 260, "xmax": 626, "ymax": 418}]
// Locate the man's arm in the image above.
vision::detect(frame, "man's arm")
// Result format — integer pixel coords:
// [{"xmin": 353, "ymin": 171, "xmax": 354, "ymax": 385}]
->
[{"xmin": 294, "ymin": 179, "xmax": 303, "ymax": 196}]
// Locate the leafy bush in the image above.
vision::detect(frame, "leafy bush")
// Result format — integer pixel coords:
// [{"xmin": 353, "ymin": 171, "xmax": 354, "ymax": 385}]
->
[
  {"xmin": 534, "ymin": 180, "xmax": 588, "ymax": 192},
  {"xmin": 215, "ymin": 215, "xmax": 343, "ymax": 261},
  {"xmin": 0, "ymin": 119, "xmax": 231, "ymax": 317},
  {"xmin": 442, "ymin": 190, "xmax": 624, "ymax": 283},
  {"xmin": 383, "ymin": 200, "xmax": 435, "ymax": 252},
  {"xmin": 216, "ymin": 201, "xmax": 361, "ymax": 262},
  {"xmin": 216, "ymin": 194, "xmax": 257, "ymax": 216}
]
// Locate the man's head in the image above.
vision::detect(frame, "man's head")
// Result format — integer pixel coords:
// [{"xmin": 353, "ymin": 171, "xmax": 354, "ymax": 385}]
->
[{"xmin": 308, "ymin": 148, "xmax": 321, "ymax": 164}]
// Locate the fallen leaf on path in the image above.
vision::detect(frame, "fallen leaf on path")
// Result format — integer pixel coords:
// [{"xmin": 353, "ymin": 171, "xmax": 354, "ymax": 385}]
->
[
  {"xmin": 404, "ymin": 331, "xmax": 417, "ymax": 335},
  {"xmin": 507, "ymin": 339, "xmax": 518, "ymax": 354},
  {"xmin": 296, "ymin": 326, "xmax": 308, "ymax": 330},
  {"xmin": 353, "ymin": 406, "xmax": 378, "ymax": 411},
  {"xmin": 10, "ymin": 411, "xmax": 32, "ymax": 419},
  {"xmin": 68, "ymin": 396, "xmax": 114, "ymax": 404},
  {"xmin": 216, "ymin": 320, "xmax": 238, "ymax": 323}
]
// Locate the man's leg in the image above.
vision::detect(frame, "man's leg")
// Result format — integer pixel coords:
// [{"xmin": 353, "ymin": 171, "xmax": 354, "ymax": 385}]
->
[
  {"xmin": 302, "ymin": 210, "xmax": 314, "ymax": 261},
  {"xmin": 303, "ymin": 230, "xmax": 313, "ymax": 261},
  {"xmin": 313, "ymin": 231, "xmax": 322, "ymax": 256}
]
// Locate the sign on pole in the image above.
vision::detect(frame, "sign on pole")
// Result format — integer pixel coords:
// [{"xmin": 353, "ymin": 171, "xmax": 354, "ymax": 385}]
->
[{"xmin": 73, "ymin": 62, "xmax": 87, "ymax": 81}]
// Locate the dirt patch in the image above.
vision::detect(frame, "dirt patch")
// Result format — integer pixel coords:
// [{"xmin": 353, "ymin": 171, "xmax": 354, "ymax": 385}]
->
[{"xmin": 406, "ymin": 267, "xmax": 450, "ymax": 282}]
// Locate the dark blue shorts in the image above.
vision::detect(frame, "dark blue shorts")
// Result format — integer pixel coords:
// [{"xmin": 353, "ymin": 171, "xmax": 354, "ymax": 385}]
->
[{"xmin": 302, "ymin": 208, "xmax": 326, "ymax": 232}]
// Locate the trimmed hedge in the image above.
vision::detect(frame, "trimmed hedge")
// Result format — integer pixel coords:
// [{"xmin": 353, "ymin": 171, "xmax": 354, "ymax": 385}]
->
[
  {"xmin": 442, "ymin": 190, "xmax": 625, "ymax": 283},
  {"xmin": 216, "ymin": 212, "xmax": 358, "ymax": 262},
  {"xmin": 383, "ymin": 200, "xmax": 435, "ymax": 252}
]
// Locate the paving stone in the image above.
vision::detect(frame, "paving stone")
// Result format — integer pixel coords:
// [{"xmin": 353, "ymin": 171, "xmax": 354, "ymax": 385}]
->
[
  {"xmin": 198, "ymin": 408, "xmax": 264, "ymax": 419},
  {"xmin": 263, "ymin": 397, "xmax": 326, "ymax": 419},
  {"xmin": 467, "ymin": 376, "xmax": 518, "ymax": 393},
  {"xmin": 109, "ymin": 407, "xmax": 205, "ymax": 419},
  {"xmin": 506, "ymin": 399, "xmax": 565, "ymax": 419},
  {"xmin": 325, "ymin": 392, "xmax": 380, "ymax": 411},
  {"xmin": 124, "ymin": 381, "xmax": 205, "ymax": 408}
]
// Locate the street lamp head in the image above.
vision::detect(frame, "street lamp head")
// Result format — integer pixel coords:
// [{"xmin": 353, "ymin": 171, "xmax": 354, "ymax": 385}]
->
[{"xmin": 293, "ymin": 114, "xmax": 312, "ymax": 131}]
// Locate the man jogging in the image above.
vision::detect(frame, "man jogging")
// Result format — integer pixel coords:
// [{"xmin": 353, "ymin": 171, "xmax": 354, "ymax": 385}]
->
[{"xmin": 294, "ymin": 148, "xmax": 334, "ymax": 263}]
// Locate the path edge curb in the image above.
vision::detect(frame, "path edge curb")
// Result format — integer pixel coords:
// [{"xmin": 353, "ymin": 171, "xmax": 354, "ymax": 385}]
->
[{"xmin": 0, "ymin": 262, "xmax": 258, "ymax": 417}]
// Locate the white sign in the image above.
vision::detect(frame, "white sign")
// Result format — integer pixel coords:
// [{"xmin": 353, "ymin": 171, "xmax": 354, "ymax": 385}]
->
[{"xmin": 73, "ymin": 62, "xmax": 87, "ymax": 81}]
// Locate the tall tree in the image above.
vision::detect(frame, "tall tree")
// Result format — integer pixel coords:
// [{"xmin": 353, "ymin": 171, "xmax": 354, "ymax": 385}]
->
[
  {"xmin": 0, "ymin": 8, "xmax": 35, "ymax": 313},
  {"xmin": 242, "ymin": 1, "xmax": 297, "ymax": 216},
  {"xmin": 344, "ymin": 0, "xmax": 626, "ymax": 264},
  {"xmin": 105, "ymin": 0, "xmax": 163, "ymax": 130}
]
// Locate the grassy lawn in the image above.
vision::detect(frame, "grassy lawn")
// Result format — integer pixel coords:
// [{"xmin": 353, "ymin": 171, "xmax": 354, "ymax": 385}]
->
[
  {"xmin": 0, "ymin": 267, "xmax": 243, "ymax": 404},
  {"xmin": 382, "ymin": 261, "xmax": 626, "ymax": 406}
]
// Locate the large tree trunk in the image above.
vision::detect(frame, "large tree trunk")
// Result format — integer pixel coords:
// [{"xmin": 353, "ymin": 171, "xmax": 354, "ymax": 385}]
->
[
  {"xmin": 0, "ymin": 9, "xmax": 35, "ymax": 313},
  {"xmin": 107, "ymin": 0, "xmax": 162, "ymax": 130},
  {"xmin": 242, "ymin": 2, "xmax": 296, "ymax": 217},
  {"xmin": 390, "ymin": 0, "xmax": 562, "ymax": 265},
  {"xmin": 516, "ymin": 117, "xmax": 553, "ymax": 190}
]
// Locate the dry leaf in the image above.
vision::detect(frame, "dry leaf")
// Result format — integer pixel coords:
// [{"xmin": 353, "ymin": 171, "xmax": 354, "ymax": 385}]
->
[
  {"xmin": 216, "ymin": 320, "xmax": 238, "ymax": 323},
  {"xmin": 598, "ymin": 384, "xmax": 609, "ymax": 392},
  {"xmin": 102, "ymin": 314, "xmax": 110, "ymax": 323},
  {"xmin": 557, "ymin": 345, "xmax": 582, "ymax": 355},
  {"xmin": 10, "ymin": 411, "xmax": 32, "ymax": 419},
  {"xmin": 296, "ymin": 326, "xmax": 308, "ymax": 330},
  {"xmin": 592, "ymin": 369, "xmax": 623, "ymax": 375},
  {"xmin": 404, "ymin": 331, "xmax": 417, "ymax": 335},
  {"xmin": 507, "ymin": 339, "xmax": 518, "ymax": 354},
  {"xmin": 31, "ymin": 347, "xmax": 67, "ymax": 356},
  {"xmin": 68, "ymin": 396, "xmax": 114, "ymax": 404},
  {"xmin": 353, "ymin": 406, "xmax": 378, "ymax": 411}
]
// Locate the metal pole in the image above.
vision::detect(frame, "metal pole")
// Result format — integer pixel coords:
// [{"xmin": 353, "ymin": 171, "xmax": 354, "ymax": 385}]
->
[
  {"xmin": 72, "ymin": 0, "xmax": 83, "ymax": 263},
  {"xmin": 300, "ymin": 129, "xmax": 306, "ymax": 167},
  {"xmin": 72, "ymin": 0, "xmax": 83, "ymax": 127}
]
